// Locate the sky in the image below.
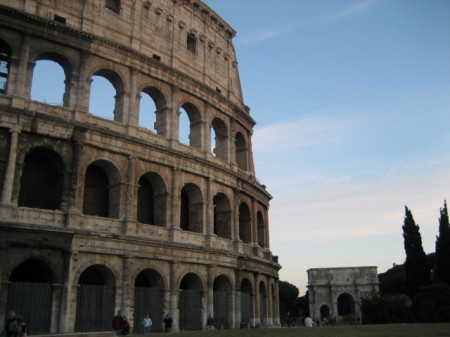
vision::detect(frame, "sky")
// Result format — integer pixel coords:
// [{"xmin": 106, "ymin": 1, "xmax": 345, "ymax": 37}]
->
[
  {"xmin": 29, "ymin": 0, "xmax": 450, "ymax": 296},
  {"xmin": 202, "ymin": 0, "xmax": 450, "ymax": 294}
]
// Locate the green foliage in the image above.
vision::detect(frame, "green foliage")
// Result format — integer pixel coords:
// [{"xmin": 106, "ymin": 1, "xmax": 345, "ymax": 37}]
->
[
  {"xmin": 378, "ymin": 264, "xmax": 408, "ymax": 296},
  {"xmin": 402, "ymin": 206, "xmax": 431, "ymax": 297},
  {"xmin": 435, "ymin": 201, "xmax": 450, "ymax": 285},
  {"xmin": 361, "ymin": 294, "xmax": 411, "ymax": 324},
  {"xmin": 278, "ymin": 280, "xmax": 300, "ymax": 323},
  {"xmin": 412, "ymin": 282, "xmax": 450, "ymax": 322}
]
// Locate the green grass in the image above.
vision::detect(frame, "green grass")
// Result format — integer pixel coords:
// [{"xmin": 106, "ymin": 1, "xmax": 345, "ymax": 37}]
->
[{"xmin": 162, "ymin": 323, "xmax": 450, "ymax": 337}]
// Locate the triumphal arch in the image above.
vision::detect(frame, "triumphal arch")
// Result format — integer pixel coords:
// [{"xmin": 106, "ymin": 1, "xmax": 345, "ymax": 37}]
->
[
  {"xmin": 307, "ymin": 267, "xmax": 379, "ymax": 324},
  {"xmin": 0, "ymin": 0, "xmax": 280, "ymax": 332}
]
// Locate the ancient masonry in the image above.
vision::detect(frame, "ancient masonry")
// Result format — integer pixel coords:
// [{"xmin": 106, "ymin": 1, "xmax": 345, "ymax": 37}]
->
[
  {"xmin": 307, "ymin": 267, "xmax": 379, "ymax": 324},
  {"xmin": 0, "ymin": 0, "xmax": 281, "ymax": 332}
]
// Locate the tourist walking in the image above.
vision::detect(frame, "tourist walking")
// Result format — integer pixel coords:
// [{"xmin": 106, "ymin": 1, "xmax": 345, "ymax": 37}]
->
[
  {"xmin": 112, "ymin": 310, "xmax": 124, "ymax": 335},
  {"xmin": 162, "ymin": 314, "xmax": 172, "ymax": 333},
  {"xmin": 142, "ymin": 314, "xmax": 152, "ymax": 334}
]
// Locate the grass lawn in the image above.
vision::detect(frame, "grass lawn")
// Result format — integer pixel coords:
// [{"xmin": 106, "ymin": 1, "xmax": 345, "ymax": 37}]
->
[{"xmin": 161, "ymin": 323, "xmax": 450, "ymax": 337}]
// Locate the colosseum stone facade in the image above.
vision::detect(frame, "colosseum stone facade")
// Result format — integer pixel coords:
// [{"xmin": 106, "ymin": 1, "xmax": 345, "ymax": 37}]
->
[{"xmin": 0, "ymin": 0, "xmax": 280, "ymax": 332}]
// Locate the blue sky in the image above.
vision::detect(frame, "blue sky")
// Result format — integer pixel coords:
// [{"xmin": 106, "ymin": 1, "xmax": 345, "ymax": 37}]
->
[{"xmin": 203, "ymin": 0, "xmax": 450, "ymax": 294}]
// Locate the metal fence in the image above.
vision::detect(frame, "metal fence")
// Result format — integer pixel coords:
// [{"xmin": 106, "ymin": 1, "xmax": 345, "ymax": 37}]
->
[
  {"xmin": 6, "ymin": 282, "xmax": 53, "ymax": 334},
  {"xmin": 134, "ymin": 287, "xmax": 163, "ymax": 333},
  {"xmin": 75, "ymin": 284, "xmax": 115, "ymax": 331},
  {"xmin": 240, "ymin": 292, "xmax": 252, "ymax": 324},
  {"xmin": 179, "ymin": 289, "xmax": 202, "ymax": 331},
  {"xmin": 213, "ymin": 291, "xmax": 230, "ymax": 329}
]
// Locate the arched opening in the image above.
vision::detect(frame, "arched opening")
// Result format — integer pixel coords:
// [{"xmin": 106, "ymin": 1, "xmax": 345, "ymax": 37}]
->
[
  {"xmin": 213, "ymin": 275, "xmax": 232, "ymax": 329},
  {"xmin": 259, "ymin": 282, "xmax": 267, "ymax": 326},
  {"xmin": 0, "ymin": 39, "xmax": 11, "ymax": 94},
  {"xmin": 337, "ymin": 293, "xmax": 355, "ymax": 324},
  {"xmin": 179, "ymin": 103, "xmax": 202, "ymax": 149},
  {"xmin": 134, "ymin": 269, "xmax": 164, "ymax": 333},
  {"xmin": 320, "ymin": 305, "xmax": 330, "ymax": 323},
  {"xmin": 89, "ymin": 69, "xmax": 124, "ymax": 122},
  {"xmin": 139, "ymin": 87, "xmax": 167, "ymax": 135},
  {"xmin": 257, "ymin": 211, "xmax": 265, "ymax": 248},
  {"xmin": 240, "ymin": 279, "xmax": 253, "ymax": 326},
  {"xmin": 137, "ymin": 172, "xmax": 167, "ymax": 226},
  {"xmin": 18, "ymin": 147, "xmax": 64, "ymax": 210},
  {"xmin": 271, "ymin": 284, "xmax": 276, "ymax": 324},
  {"xmin": 75, "ymin": 265, "xmax": 116, "ymax": 331},
  {"xmin": 30, "ymin": 59, "xmax": 67, "ymax": 106},
  {"xmin": 235, "ymin": 132, "xmax": 248, "ymax": 171},
  {"xmin": 179, "ymin": 273, "xmax": 203, "ymax": 331},
  {"xmin": 239, "ymin": 202, "xmax": 251, "ymax": 244},
  {"xmin": 213, "ymin": 193, "xmax": 231, "ymax": 239},
  {"xmin": 105, "ymin": 0, "xmax": 121, "ymax": 13},
  {"xmin": 7, "ymin": 259, "xmax": 55, "ymax": 333},
  {"xmin": 83, "ymin": 161, "xmax": 120, "ymax": 219},
  {"xmin": 180, "ymin": 183, "xmax": 203, "ymax": 233},
  {"xmin": 211, "ymin": 118, "xmax": 228, "ymax": 160}
]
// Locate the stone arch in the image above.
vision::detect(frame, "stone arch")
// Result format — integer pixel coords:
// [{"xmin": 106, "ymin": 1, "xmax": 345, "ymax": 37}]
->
[
  {"xmin": 213, "ymin": 192, "xmax": 231, "ymax": 239},
  {"xmin": 75, "ymin": 264, "xmax": 116, "ymax": 332},
  {"xmin": 179, "ymin": 102, "xmax": 202, "ymax": 149},
  {"xmin": 180, "ymin": 183, "xmax": 204, "ymax": 233},
  {"xmin": 235, "ymin": 131, "xmax": 248, "ymax": 171},
  {"xmin": 259, "ymin": 281, "xmax": 268, "ymax": 325},
  {"xmin": 83, "ymin": 160, "xmax": 121, "ymax": 219},
  {"xmin": 18, "ymin": 147, "xmax": 64, "ymax": 210},
  {"xmin": 6, "ymin": 258, "xmax": 56, "ymax": 333},
  {"xmin": 0, "ymin": 37, "xmax": 12, "ymax": 94},
  {"xmin": 137, "ymin": 172, "xmax": 167, "ymax": 227},
  {"xmin": 139, "ymin": 86, "xmax": 167, "ymax": 135},
  {"xmin": 257, "ymin": 211, "xmax": 265, "ymax": 248},
  {"xmin": 213, "ymin": 275, "xmax": 232, "ymax": 329},
  {"xmin": 211, "ymin": 117, "xmax": 228, "ymax": 160},
  {"xmin": 337, "ymin": 292, "xmax": 355, "ymax": 323},
  {"xmin": 179, "ymin": 272, "xmax": 203, "ymax": 331},
  {"xmin": 89, "ymin": 68, "xmax": 126, "ymax": 122},
  {"xmin": 320, "ymin": 304, "xmax": 330, "ymax": 322},
  {"xmin": 29, "ymin": 51, "xmax": 74, "ymax": 106},
  {"xmin": 239, "ymin": 202, "xmax": 251, "ymax": 244},
  {"xmin": 134, "ymin": 269, "xmax": 165, "ymax": 332},
  {"xmin": 240, "ymin": 278, "xmax": 253, "ymax": 325}
]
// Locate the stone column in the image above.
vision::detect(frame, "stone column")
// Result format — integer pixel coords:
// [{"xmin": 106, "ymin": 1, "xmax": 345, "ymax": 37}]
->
[
  {"xmin": 123, "ymin": 156, "xmax": 136, "ymax": 234},
  {"xmin": 1, "ymin": 127, "xmax": 20, "ymax": 206},
  {"xmin": 169, "ymin": 261, "xmax": 179, "ymax": 332},
  {"xmin": 14, "ymin": 33, "xmax": 31, "ymax": 99},
  {"xmin": 58, "ymin": 251, "xmax": 74, "ymax": 332},
  {"xmin": 233, "ymin": 269, "xmax": 242, "ymax": 329},
  {"xmin": 252, "ymin": 273, "xmax": 259, "ymax": 327},
  {"xmin": 232, "ymin": 188, "xmax": 241, "ymax": 252},
  {"xmin": 169, "ymin": 168, "xmax": 179, "ymax": 242},
  {"xmin": 206, "ymin": 178, "xmax": 214, "ymax": 245},
  {"xmin": 206, "ymin": 265, "xmax": 214, "ymax": 322}
]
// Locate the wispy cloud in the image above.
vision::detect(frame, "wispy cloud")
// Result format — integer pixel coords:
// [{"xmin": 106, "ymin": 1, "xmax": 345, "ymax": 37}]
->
[
  {"xmin": 319, "ymin": 0, "xmax": 385, "ymax": 23},
  {"xmin": 237, "ymin": 26, "xmax": 292, "ymax": 45}
]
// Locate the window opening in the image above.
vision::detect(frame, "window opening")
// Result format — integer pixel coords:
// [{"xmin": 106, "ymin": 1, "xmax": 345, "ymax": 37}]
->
[
  {"xmin": 179, "ymin": 107, "xmax": 190, "ymax": 146},
  {"xmin": 0, "ymin": 41, "xmax": 10, "ymax": 94},
  {"xmin": 139, "ymin": 92, "xmax": 157, "ymax": 132},
  {"xmin": 105, "ymin": 0, "xmax": 121, "ymax": 13},
  {"xmin": 187, "ymin": 34, "xmax": 197, "ymax": 54},
  {"xmin": 239, "ymin": 202, "xmax": 251, "ymax": 243},
  {"xmin": 235, "ymin": 132, "xmax": 248, "ymax": 171},
  {"xmin": 137, "ymin": 176, "xmax": 154, "ymax": 225},
  {"xmin": 30, "ymin": 60, "xmax": 65, "ymax": 105},
  {"xmin": 54, "ymin": 14, "xmax": 66, "ymax": 24},
  {"xmin": 83, "ymin": 165, "xmax": 109, "ymax": 217},
  {"xmin": 89, "ymin": 75, "xmax": 116, "ymax": 120}
]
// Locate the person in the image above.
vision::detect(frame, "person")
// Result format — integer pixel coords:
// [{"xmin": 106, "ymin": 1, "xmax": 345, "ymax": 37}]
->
[
  {"xmin": 142, "ymin": 314, "xmax": 152, "ymax": 334},
  {"xmin": 112, "ymin": 310, "xmax": 124, "ymax": 335},
  {"xmin": 304, "ymin": 316, "xmax": 315, "ymax": 328},
  {"xmin": 162, "ymin": 314, "xmax": 172, "ymax": 333},
  {"xmin": 121, "ymin": 316, "xmax": 131, "ymax": 335},
  {"xmin": 3, "ymin": 311, "xmax": 18, "ymax": 337},
  {"xmin": 206, "ymin": 315, "xmax": 214, "ymax": 330},
  {"xmin": 15, "ymin": 316, "xmax": 27, "ymax": 337}
]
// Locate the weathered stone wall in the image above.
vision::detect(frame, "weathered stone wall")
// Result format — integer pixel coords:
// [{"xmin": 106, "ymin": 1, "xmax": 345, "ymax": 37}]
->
[{"xmin": 0, "ymin": 0, "xmax": 280, "ymax": 332}]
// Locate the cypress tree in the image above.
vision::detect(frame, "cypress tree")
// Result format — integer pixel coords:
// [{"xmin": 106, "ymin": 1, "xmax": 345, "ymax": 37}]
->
[
  {"xmin": 435, "ymin": 201, "xmax": 450, "ymax": 285},
  {"xmin": 402, "ymin": 206, "xmax": 430, "ymax": 298}
]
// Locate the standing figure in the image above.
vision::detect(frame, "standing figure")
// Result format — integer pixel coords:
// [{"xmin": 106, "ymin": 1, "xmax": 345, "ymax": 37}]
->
[
  {"xmin": 162, "ymin": 314, "xmax": 172, "ymax": 333},
  {"xmin": 121, "ymin": 316, "xmax": 131, "ymax": 335},
  {"xmin": 142, "ymin": 314, "xmax": 152, "ymax": 334},
  {"xmin": 206, "ymin": 315, "xmax": 214, "ymax": 330},
  {"xmin": 2, "ymin": 311, "xmax": 18, "ymax": 337},
  {"xmin": 112, "ymin": 310, "xmax": 124, "ymax": 335}
]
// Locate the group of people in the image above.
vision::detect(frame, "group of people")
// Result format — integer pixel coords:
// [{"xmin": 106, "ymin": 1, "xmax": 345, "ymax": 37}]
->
[
  {"xmin": 112, "ymin": 311, "xmax": 174, "ymax": 334},
  {"xmin": 2, "ymin": 311, "xmax": 27, "ymax": 337}
]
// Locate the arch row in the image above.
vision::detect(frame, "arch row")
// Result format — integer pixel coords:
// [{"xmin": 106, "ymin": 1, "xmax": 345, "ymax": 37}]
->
[
  {"xmin": 0, "ymin": 30, "xmax": 254, "ymax": 173},
  {"xmin": 0, "ymin": 252, "xmax": 280, "ymax": 332},
  {"xmin": 3, "ymin": 143, "xmax": 270, "ymax": 250}
]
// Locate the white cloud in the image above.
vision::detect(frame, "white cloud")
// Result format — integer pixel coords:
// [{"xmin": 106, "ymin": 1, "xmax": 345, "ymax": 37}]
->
[{"xmin": 320, "ymin": 0, "xmax": 385, "ymax": 23}]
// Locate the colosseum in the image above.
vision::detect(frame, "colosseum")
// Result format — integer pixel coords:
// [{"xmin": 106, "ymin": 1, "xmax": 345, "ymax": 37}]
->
[{"xmin": 0, "ymin": 0, "xmax": 281, "ymax": 333}]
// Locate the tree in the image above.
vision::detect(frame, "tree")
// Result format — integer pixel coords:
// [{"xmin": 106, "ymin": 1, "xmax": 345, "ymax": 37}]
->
[
  {"xmin": 412, "ymin": 282, "xmax": 450, "ymax": 322},
  {"xmin": 435, "ymin": 200, "xmax": 450, "ymax": 285},
  {"xmin": 402, "ymin": 206, "xmax": 430, "ymax": 298},
  {"xmin": 278, "ymin": 281, "xmax": 299, "ymax": 325},
  {"xmin": 361, "ymin": 294, "xmax": 411, "ymax": 324}
]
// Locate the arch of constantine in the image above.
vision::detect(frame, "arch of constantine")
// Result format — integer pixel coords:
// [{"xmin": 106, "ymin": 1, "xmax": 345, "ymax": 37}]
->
[
  {"xmin": 0, "ymin": 0, "xmax": 280, "ymax": 332},
  {"xmin": 307, "ymin": 267, "xmax": 379, "ymax": 325}
]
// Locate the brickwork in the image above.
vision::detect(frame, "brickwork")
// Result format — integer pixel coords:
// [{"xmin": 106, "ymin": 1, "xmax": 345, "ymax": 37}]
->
[{"xmin": 0, "ymin": 0, "xmax": 280, "ymax": 332}]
